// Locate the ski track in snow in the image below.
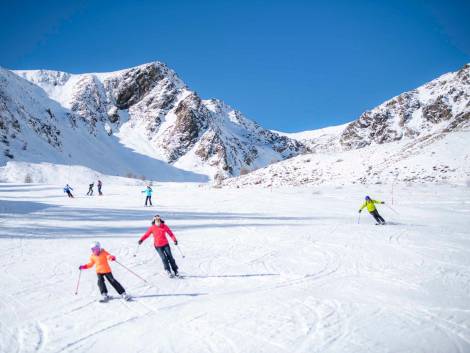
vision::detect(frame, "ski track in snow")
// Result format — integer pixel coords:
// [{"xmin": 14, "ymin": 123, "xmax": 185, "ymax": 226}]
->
[{"xmin": 0, "ymin": 182, "xmax": 469, "ymax": 353}]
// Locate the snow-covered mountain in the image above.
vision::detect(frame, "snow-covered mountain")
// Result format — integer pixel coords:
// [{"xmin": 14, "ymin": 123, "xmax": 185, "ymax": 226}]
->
[
  {"xmin": 0, "ymin": 62, "xmax": 306, "ymax": 183},
  {"xmin": 339, "ymin": 63, "xmax": 469, "ymax": 149},
  {"xmin": 225, "ymin": 64, "xmax": 470, "ymax": 187},
  {"xmin": 274, "ymin": 123, "xmax": 349, "ymax": 153}
]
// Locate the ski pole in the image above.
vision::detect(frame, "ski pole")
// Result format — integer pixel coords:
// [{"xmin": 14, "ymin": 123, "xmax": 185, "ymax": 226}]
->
[
  {"xmin": 357, "ymin": 212, "xmax": 361, "ymax": 224},
  {"xmin": 385, "ymin": 204, "xmax": 399, "ymax": 215},
  {"xmin": 133, "ymin": 243, "xmax": 140, "ymax": 257},
  {"xmin": 175, "ymin": 244, "xmax": 185, "ymax": 259},
  {"xmin": 115, "ymin": 260, "xmax": 148, "ymax": 284},
  {"xmin": 74, "ymin": 270, "xmax": 82, "ymax": 295}
]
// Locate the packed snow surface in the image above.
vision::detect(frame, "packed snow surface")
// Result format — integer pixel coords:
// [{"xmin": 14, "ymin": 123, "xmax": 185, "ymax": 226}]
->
[{"xmin": 0, "ymin": 182, "xmax": 469, "ymax": 353}]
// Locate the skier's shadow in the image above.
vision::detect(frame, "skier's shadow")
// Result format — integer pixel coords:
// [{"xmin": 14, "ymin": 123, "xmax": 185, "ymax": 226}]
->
[
  {"xmin": 384, "ymin": 221, "xmax": 424, "ymax": 227},
  {"xmin": 183, "ymin": 273, "xmax": 280, "ymax": 279},
  {"xmin": 134, "ymin": 293, "xmax": 207, "ymax": 299}
]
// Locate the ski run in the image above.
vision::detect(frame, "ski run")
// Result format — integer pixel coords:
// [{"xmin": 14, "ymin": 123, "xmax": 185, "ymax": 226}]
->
[{"xmin": 0, "ymin": 181, "xmax": 469, "ymax": 353}]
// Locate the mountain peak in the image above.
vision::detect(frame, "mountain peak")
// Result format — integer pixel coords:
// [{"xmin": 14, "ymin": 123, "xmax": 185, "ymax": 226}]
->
[
  {"xmin": 223, "ymin": 64, "xmax": 470, "ymax": 187},
  {"xmin": 1, "ymin": 61, "xmax": 307, "ymax": 181}
]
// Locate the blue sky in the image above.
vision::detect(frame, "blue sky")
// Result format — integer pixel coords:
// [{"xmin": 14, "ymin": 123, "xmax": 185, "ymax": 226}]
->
[{"xmin": 1, "ymin": 0, "xmax": 469, "ymax": 132}]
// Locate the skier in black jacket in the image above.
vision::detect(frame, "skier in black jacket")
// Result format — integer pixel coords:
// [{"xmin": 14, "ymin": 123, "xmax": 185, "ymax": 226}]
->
[{"xmin": 87, "ymin": 183, "xmax": 94, "ymax": 196}]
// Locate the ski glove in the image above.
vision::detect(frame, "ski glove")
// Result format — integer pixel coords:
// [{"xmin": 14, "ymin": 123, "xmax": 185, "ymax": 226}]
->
[
  {"xmin": 79, "ymin": 265, "xmax": 86, "ymax": 270},
  {"xmin": 358, "ymin": 210, "xmax": 362, "ymax": 213},
  {"xmin": 174, "ymin": 240, "xmax": 178, "ymax": 246},
  {"xmin": 381, "ymin": 201, "xmax": 385, "ymax": 204},
  {"xmin": 138, "ymin": 239, "xmax": 143, "ymax": 245},
  {"xmin": 109, "ymin": 256, "xmax": 116, "ymax": 261}
]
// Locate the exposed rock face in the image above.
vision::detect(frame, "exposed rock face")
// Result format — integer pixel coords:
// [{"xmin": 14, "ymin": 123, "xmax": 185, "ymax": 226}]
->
[
  {"xmin": 195, "ymin": 129, "xmax": 231, "ymax": 173},
  {"xmin": 0, "ymin": 69, "xmax": 64, "ymax": 161},
  {"xmin": 107, "ymin": 106, "xmax": 120, "ymax": 123},
  {"xmin": 105, "ymin": 63, "xmax": 167, "ymax": 109},
  {"xmin": 69, "ymin": 75, "xmax": 108, "ymax": 133},
  {"xmin": 164, "ymin": 93, "xmax": 210, "ymax": 162},
  {"xmin": 3, "ymin": 62, "xmax": 307, "ymax": 178},
  {"xmin": 340, "ymin": 64, "xmax": 470, "ymax": 150},
  {"xmin": 422, "ymin": 96, "xmax": 452, "ymax": 123}
]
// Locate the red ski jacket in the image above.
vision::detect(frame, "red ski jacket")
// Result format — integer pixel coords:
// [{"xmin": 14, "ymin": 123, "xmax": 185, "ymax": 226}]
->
[{"xmin": 140, "ymin": 223, "xmax": 177, "ymax": 248}]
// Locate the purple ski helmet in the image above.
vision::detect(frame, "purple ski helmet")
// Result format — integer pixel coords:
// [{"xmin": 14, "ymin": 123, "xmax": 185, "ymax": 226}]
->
[{"xmin": 91, "ymin": 241, "xmax": 101, "ymax": 254}]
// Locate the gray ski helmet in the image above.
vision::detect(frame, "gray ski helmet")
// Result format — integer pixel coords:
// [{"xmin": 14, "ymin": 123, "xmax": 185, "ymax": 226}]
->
[
  {"xmin": 365, "ymin": 196, "xmax": 371, "ymax": 200},
  {"xmin": 90, "ymin": 241, "xmax": 101, "ymax": 250}
]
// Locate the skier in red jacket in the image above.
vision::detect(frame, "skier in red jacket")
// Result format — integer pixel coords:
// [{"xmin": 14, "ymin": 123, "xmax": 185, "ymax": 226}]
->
[{"xmin": 138, "ymin": 215, "xmax": 180, "ymax": 277}]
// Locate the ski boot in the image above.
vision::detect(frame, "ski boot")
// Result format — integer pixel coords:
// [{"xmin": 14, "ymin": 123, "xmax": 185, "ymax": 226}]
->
[{"xmin": 99, "ymin": 293, "xmax": 110, "ymax": 303}]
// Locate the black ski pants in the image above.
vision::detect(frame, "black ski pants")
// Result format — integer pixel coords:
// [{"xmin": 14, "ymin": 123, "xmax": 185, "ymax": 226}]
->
[
  {"xmin": 370, "ymin": 209, "xmax": 385, "ymax": 224},
  {"xmin": 145, "ymin": 196, "xmax": 152, "ymax": 206},
  {"xmin": 97, "ymin": 272, "xmax": 125, "ymax": 295},
  {"xmin": 98, "ymin": 186, "xmax": 102, "ymax": 195},
  {"xmin": 155, "ymin": 245, "xmax": 178, "ymax": 273},
  {"xmin": 87, "ymin": 188, "xmax": 93, "ymax": 196},
  {"xmin": 67, "ymin": 191, "xmax": 74, "ymax": 198}
]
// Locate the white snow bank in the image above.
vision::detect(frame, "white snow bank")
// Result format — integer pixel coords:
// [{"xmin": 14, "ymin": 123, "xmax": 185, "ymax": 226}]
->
[{"xmin": 0, "ymin": 161, "xmax": 143, "ymax": 186}]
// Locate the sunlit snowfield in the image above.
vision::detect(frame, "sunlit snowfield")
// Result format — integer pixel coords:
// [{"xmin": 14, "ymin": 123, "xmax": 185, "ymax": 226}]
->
[{"xmin": 0, "ymin": 182, "xmax": 469, "ymax": 353}]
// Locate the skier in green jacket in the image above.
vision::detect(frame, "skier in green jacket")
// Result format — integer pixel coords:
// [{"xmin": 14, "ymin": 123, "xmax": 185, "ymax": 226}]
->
[{"xmin": 359, "ymin": 196, "xmax": 386, "ymax": 225}]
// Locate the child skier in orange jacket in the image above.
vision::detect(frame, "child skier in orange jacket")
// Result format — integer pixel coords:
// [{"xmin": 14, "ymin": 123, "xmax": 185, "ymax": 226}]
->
[{"xmin": 79, "ymin": 242, "xmax": 130, "ymax": 302}]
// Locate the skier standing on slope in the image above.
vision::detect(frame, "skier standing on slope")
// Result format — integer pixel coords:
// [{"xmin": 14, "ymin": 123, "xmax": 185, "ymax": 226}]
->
[
  {"xmin": 141, "ymin": 185, "xmax": 153, "ymax": 206},
  {"xmin": 64, "ymin": 184, "xmax": 74, "ymax": 198},
  {"xmin": 78, "ymin": 241, "xmax": 130, "ymax": 302},
  {"xmin": 358, "ymin": 196, "xmax": 386, "ymax": 225},
  {"xmin": 138, "ymin": 215, "xmax": 180, "ymax": 277},
  {"xmin": 97, "ymin": 180, "xmax": 103, "ymax": 196},
  {"xmin": 86, "ymin": 182, "xmax": 94, "ymax": 196}
]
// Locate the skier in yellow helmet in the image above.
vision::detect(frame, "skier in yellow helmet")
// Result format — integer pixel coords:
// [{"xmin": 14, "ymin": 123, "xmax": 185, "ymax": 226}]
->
[{"xmin": 359, "ymin": 196, "xmax": 386, "ymax": 225}]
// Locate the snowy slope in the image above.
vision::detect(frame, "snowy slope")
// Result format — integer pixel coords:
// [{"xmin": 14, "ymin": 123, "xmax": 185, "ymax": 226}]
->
[
  {"xmin": 0, "ymin": 182, "xmax": 469, "ymax": 353},
  {"xmin": 225, "ymin": 64, "xmax": 470, "ymax": 187},
  {"xmin": 4, "ymin": 62, "xmax": 306, "ymax": 180},
  {"xmin": 224, "ymin": 130, "xmax": 470, "ymax": 187}
]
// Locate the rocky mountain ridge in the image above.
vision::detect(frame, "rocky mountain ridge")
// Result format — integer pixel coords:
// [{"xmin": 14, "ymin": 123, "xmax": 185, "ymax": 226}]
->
[
  {"xmin": 1, "ymin": 62, "xmax": 307, "ymax": 180},
  {"xmin": 225, "ymin": 63, "xmax": 470, "ymax": 187}
]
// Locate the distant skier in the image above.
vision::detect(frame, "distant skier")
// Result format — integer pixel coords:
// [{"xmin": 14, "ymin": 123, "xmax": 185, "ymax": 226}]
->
[
  {"xmin": 64, "ymin": 184, "xmax": 74, "ymax": 198},
  {"xmin": 86, "ymin": 183, "xmax": 94, "ymax": 196},
  {"xmin": 97, "ymin": 180, "xmax": 103, "ymax": 196},
  {"xmin": 141, "ymin": 185, "xmax": 153, "ymax": 206},
  {"xmin": 138, "ymin": 215, "xmax": 179, "ymax": 277},
  {"xmin": 78, "ymin": 241, "xmax": 130, "ymax": 302},
  {"xmin": 359, "ymin": 196, "xmax": 386, "ymax": 225}
]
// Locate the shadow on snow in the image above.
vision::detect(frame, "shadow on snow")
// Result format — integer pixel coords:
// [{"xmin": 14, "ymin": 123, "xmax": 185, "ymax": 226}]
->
[
  {"xmin": 133, "ymin": 293, "xmax": 208, "ymax": 299},
  {"xmin": 0, "ymin": 198, "xmax": 342, "ymax": 240},
  {"xmin": 183, "ymin": 273, "xmax": 280, "ymax": 279}
]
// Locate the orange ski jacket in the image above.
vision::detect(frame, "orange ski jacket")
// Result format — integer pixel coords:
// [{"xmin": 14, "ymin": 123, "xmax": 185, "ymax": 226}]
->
[{"xmin": 83, "ymin": 249, "xmax": 115, "ymax": 274}]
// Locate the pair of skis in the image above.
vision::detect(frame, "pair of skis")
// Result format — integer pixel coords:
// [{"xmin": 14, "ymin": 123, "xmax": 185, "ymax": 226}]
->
[{"xmin": 99, "ymin": 295, "xmax": 132, "ymax": 303}]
